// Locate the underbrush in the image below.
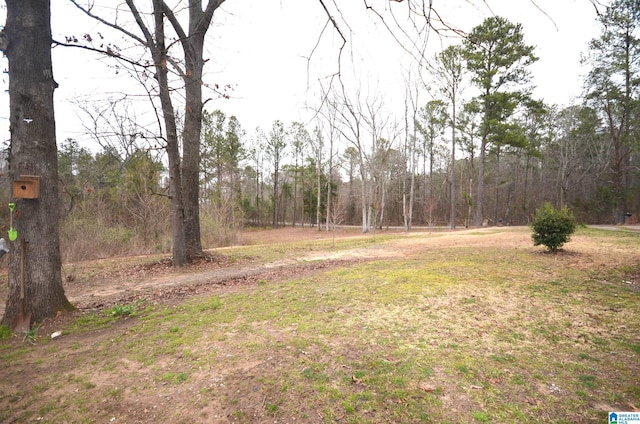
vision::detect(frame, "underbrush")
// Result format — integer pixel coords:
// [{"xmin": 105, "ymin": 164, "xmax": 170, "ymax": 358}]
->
[{"xmin": 59, "ymin": 204, "xmax": 245, "ymax": 262}]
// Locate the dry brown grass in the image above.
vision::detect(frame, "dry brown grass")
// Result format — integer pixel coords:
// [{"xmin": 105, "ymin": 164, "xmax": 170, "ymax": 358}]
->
[{"xmin": 0, "ymin": 226, "xmax": 639, "ymax": 423}]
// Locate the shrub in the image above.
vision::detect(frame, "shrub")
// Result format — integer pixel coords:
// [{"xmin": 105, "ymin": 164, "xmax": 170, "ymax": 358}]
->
[
  {"xmin": 531, "ymin": 202, "xmax": 577, "ymax": 252},
  {"xmin": 108, "ymin": 303, "xmax": 136, "ymax": 317}
]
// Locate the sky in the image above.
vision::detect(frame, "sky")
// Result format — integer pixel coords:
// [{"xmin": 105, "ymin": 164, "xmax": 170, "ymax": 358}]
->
[{"xmin": 0, "ymin": 0, "xmax": 605, "ymax": 150}]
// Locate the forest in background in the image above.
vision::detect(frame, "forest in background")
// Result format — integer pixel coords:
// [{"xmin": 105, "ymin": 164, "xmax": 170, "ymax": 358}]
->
[{"xmin": 3, "ymin": 1, "xmax": 639, "ymax": 263}]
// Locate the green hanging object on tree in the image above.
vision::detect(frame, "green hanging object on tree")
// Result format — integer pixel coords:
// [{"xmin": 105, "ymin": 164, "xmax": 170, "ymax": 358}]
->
[{"xmin": 8, "ymin": 203, "xmax": 17, "ymax": 241}]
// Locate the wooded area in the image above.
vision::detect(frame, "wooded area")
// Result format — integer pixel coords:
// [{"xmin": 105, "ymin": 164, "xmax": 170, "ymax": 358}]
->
[
  {"xmin": 36, "ymin": 0, "xmax": 640, "ymax": 264},
  {"xmin": 1, "ymin": 0, "xmax": 637, "ymax": 325}
]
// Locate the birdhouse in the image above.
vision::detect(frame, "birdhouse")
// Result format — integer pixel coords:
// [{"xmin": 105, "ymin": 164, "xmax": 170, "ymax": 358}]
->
[{"xmin": 13, "ymin": 175, "xmax": 40, "ymax": 199}]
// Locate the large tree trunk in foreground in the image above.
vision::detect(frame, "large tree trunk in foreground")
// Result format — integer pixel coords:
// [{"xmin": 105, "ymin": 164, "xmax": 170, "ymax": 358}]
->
[
  {"xmin": 1, "ymin": 0, "xmax": 74, "ymax": 328},
  {"xmin": 164, "ymin": 0, "xmax": 222, "ymax": 259},
  {"xmin": 153, "ymin": 13, "xmax": 188, "ymax": 268},
  {"xmin": 181, "ymin": 20, "xmax": 206, "ymax": 258}
]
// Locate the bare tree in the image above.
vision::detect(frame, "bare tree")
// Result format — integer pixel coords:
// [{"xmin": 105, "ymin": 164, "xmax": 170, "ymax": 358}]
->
[
  {"xmin": 69, "ymin": 0, "xmax": 225, "ymax": 264},
  {"xmin": 550, "ymin": 105, "xmax": 610, "ymax": 208},
  {"xmin": 323, "ymin": 119, "xmax": 339, "ymax": 233},
  {"xmin": 416, "ymin": 100, "xmax": 447, "ymax": 227},
  {"xmin": 402, "ymin": 75, "xmax": 420, "ymax": 231},
  {"xmin": 311, "ymin": 127, "xmax": 324, "ymax": 230},
  {"xmin": 332, "ymin": 87, "xmax": 372, "ymax": 232},
  {"xmin": 363, "ymin": 95, "xmax": 393, "ymax": 230},
  {"xmin": 289, "ymin": 122, "xmax": 311, "ymax": 228},
  {"xmin": 315, "ymin": 82, "xmax": 342, "ymax": 232},
  {"xmin": 77, "ymin": 97, "xmax": 163, "ymax": 162},
  {"xmin": 266, "ymin": 121, "xmax": 287, "ymax": 228},
  {"xmin": 429, "ymin": 45, "xmax": 465, "ymax": 229}
]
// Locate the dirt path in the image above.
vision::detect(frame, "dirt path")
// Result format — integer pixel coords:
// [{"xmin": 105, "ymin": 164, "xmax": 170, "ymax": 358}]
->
[
  {"xmin": 3, "ymin": 225, "xmax": 634, "ymax": 316},
  {"xmin": 65, "ymin": 232, "xmax": 420, "ymax": 311},
  {"xmin": 61, "ymin": 227, "xmax": 526, "ymax": 312},
  {"xmin": 0, "ymin": 227, "xmax": 415, "ymax": 316}
]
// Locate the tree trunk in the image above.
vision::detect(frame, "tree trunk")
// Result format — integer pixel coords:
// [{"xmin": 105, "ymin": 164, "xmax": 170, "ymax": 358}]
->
[
  {"xmin": 360, "ymin": 160, "xmax": 370, "ymax": 233},
  {"xmin": 379, "ymin": 178, "xmax": 387, "ymax": 230},
  {"xmin": 1, "ymin": 0, "xmax": 74, "ymax": 327},
  {"xmin": 493, "ymin": 146, "xmax": 501, "ymax": 223},
  {"xmin": 300, "ymin": 166, "xmax": 305, "ymax": 228},
  {"xmin": 474, "ymin": 138, "xmax": 487, "ymax": 227},
  {"xmin": 273, "ymin": 161, "xmax": 279, "ymax": 228},
  {"xmin": 293, "ymin": 158, "xmax": 298, "ymax": 228},
  {"xmin": 325, "ymin": 140, "xmax": 333, "ymax": 231},
  {"xmin": 408, "ymin": 150, "xmax": 415, "ymax": 230},
  {"xmin": 182, "ymin": 72, "xmax": 203, "ymax": 257},
  {"xmin": 124, "ymin": 0, "xmax": 187, "ymax": 267},
  {"xmin": 316, "ymin": 157, "xmax": 322, "ymax": 231},
  {"xmin": 152, "ymin": 0, "xmax": 187, "ymax": 267},
  {"xmin": 450, "ymin": 97, "xmax": 457, "ymax": 229},
  {"xmin": 523, "ymin": 155, "xmax": 531, "ymax": 222},
  {"xmin": 181, "ymin": 7, "xmax": 209, "ymax": 258},
  {"xmin": 428, "ymin": 136, "xmax": 435, "ymax": 227},
  {"xmin": 159, "ymin": 76, "xmax": 187, "ymax": 267}
]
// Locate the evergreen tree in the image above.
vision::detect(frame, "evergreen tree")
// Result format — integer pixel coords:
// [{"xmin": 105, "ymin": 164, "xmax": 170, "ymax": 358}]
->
[{"xmin": 463, "ymin": 16, "xmax": 538, "ymax": 226}]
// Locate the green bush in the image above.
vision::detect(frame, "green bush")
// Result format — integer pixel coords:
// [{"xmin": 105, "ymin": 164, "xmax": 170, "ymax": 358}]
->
[{"xmin": 531, "ymin": 202, "xmax": 577, "ymax": 252}]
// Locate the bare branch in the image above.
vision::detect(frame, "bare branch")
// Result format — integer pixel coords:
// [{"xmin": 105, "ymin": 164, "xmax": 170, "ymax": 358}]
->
[
  {"xmin": 68, "ymin": 0, "xmax": 147, "ymax": 46},
  {"xmin": 198, "ymin": 0, "xmax": 226, "ymax": 34},
  {"xmin": 125, "ymin": 0, "xmax": 156, "ymax": 49},
  {"xmin": 529, "ymin": 1, "xmax": 558, "ymax": 30},
  {"xmin": 52, "ymin": 39, "xmax": 147, "ymax": 69},
  {"xmin": 64, "ymin": 1, "xmax": 187, "ymax": 81},
  {"xmin": 317, "ymin": 0, "xmax": 348, "ymax": 81},
  {"xmin": 588, "ymin": 0, "xmax": 606, "ymax": 15},
  {"xmin": 160, "ymin": 2, "xmax": 191, "ymax": 54}
]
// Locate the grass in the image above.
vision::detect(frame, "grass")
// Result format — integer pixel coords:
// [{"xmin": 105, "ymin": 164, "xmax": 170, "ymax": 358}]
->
[
  {"xmin": 1, "ymin": 227, "xmax": 639, "ymax": 423},
  {"xmin": 227, "ymin": 231, "xmax": 403, "ymax": 263}
]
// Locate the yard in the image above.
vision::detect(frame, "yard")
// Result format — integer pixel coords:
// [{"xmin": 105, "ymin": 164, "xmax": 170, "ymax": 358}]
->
[{"xmin": 0, "ymin": 226, "xmax": 639, "ymax": 423}]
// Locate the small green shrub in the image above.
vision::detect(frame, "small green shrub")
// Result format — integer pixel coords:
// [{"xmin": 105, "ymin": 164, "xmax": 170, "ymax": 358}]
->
[
  {"xmin": 109, "ymin": 303, "xmax": 136, "ymax": 317},
  {"xmin": 531, "ymin": 202, "xmax": 577, "ymax": 252}
]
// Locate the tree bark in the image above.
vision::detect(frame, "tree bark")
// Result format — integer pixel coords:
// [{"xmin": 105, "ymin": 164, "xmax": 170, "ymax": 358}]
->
[
  {"xmin": 154, "ymin": 28, "xmax": 187, "ymax": 268},
  {"xmin": 173, "ymin": 0, "xmax": 222, "ymax": 258},
  {"xmin": 474, "ymin": 138, "xmax": 486, "ymax": 227},
  {"xmin": 450, "ymin": 94, "xmax": 457, "ymax": 229},
  {"xmin": 325, "ymin": 135, "xmax": 334, "ymax": 231},
  {"xmin": 316, "ymin": 149, "xmax": 322, "ymax": 231},
  {"xmin": 1, "ymin": 0, "xmax": 74, "ymax": 327}
]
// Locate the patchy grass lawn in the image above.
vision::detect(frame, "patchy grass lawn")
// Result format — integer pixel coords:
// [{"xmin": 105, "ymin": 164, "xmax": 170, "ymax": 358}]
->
[{"xmin": 0, "ymin": 227, "xmax": 639, "ymax": 423}]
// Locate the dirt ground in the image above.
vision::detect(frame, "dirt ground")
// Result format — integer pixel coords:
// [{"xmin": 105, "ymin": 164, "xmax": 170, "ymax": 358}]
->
[
  {"xmin": 1, "ymin": 226, "xmax": 639, "ymax": 424},
  {"xmin": 54, "ymin": 227, "xmax": 531, "ymax": 312},
  {"xmin": 69, "ymin": 226, "xmax": 411, "ymax": 310},
  {"xmin": 0, "ymin": 226, "xmax": 445, "ymax": 316},
  {"xmin": 1, "ymin": 225, "xmax": 637, "ymax": 320}
]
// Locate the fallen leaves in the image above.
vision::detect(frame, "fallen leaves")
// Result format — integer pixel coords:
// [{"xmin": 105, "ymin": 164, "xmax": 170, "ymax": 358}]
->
[
  {"xmin": 525, "ymin": 397, "xmax": 542, "ymax": 406},
  {"xmin": 418, "ymin": 383, "xmax": 438, "ymax": 393}
]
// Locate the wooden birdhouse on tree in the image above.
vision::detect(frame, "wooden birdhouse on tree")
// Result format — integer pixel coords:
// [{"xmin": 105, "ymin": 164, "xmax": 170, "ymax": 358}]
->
[{"xmin": 12, "ymin": 175, "xmax": 40, "ymax": 199}]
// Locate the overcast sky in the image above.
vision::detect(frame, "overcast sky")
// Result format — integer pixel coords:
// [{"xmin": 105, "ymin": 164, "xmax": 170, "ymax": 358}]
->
[
  {"xmin": 0, "ymin": 0, "xmax": 604, "ymax": 149},
  {"xmin": 194, "ymin": 0, "xmax": 603, "ymax": 134}
]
